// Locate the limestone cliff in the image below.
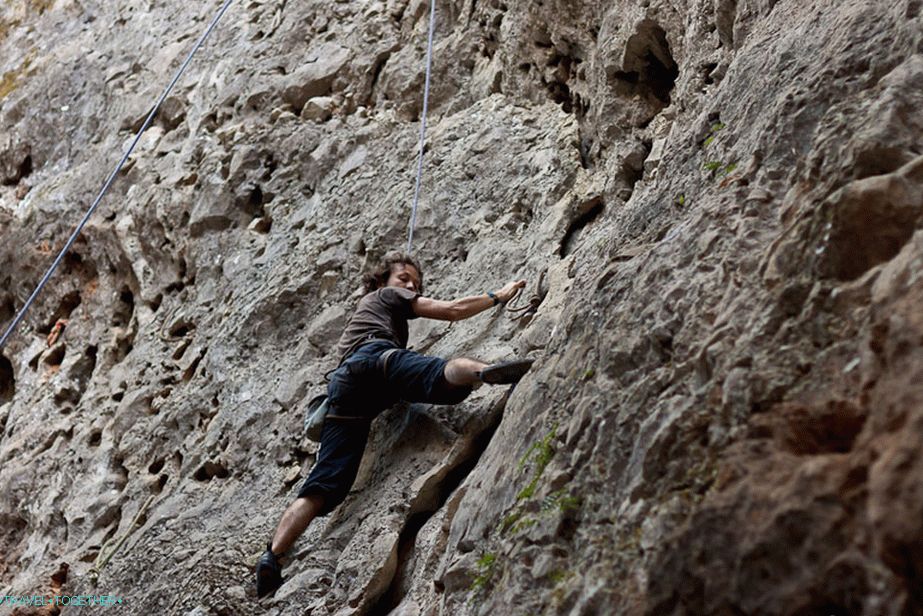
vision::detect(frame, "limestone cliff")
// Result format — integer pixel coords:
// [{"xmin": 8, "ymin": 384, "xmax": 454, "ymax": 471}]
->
[{"xmin": 1, "ymin": 0, "xmax": 922, "ymax": 614}]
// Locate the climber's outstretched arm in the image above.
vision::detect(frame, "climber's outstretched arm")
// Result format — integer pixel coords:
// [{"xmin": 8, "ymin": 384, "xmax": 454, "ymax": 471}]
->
[{"xmin": 412, "ymin": 279, "xmax": 526, "ymax": 321}]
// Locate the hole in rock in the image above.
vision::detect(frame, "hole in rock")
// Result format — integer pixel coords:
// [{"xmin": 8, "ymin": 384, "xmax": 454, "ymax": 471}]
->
[
  {"xmin": 853, "ymin": 146, "xmax": 908, "ymax": 180},
  {"xmin": 0, "ymin": 355, "xmax": 13, "ymax": 405},
  {"xmin": 95, "ymin": 505, "xmax": 122, "ymax": 531},
  {"xmin": 88, "ymin": 430, "xmax": 102, "ymax": 447},
  {"xmin": 622, "ymin": 154, "xmax": 644, "ymax": 191},
  {"xmin": 821, "ymin": 191, "xmax": 918, "ymax": 281},
  {"xmin": 112, "ymin": 332, "xmax": 134, "ymax": 363},
  {"xmin": 169, "ymin": 321, "xmax": 194, "ymax": 338},
  {"xmin": 71, "ymin": 345, "xmax": 97, "ymax": 390},
  {"xmin": 19, "ymin": 155, "xmax": 33, "ymax": 180},
  {"xmin": 2, "ymin": 154, "xmax": 32, "ymax": 186},
  {"xmin": 166, "ymin": 279, "xmax": 185, "ymax": 294},
  {"xmin": 762, "ymin": 401, "xmax": 866, "ymax": 455},
  {"xmin": 194, "ymin": 460, "xmax": 229, "ymax": 481},
  {"xmin": 62, "ymin": 250, "xmax": 91, "ymax": 276},
  {"xmin": 50, "ymin": 562, "xmax": 68, "ymax": 587},
  {"xmin": 112, "ymin": 287, "xmax": 134, "ymax": 327},
  {"xmin": 367, "ymin": 54, "xmax": 389, "ymax": 105},
  {"xmin": 112, "ymin": 455, "xmax": 129, "ymax": 486},
  {"xmin": 44, "ymin": 345, "xmax": 66, "ymax": 367},
  {"xmin": 0, "ymin": 513, "xmax": 27, "ymax": 574},
  {"xmin": 560, "ymin": 198, "xmax": 605, "ymax": 257},
  {"xmin": 79, "ymin": 549, "xmax": 99, "ymax": 563},
  {"xmin": 249, "ymin": 185, "xmax": 264, "ymax": 208},
  {"xmin": 578, "ymin": 135, "xmax": 594, "ymax": 170},
  {"xmin": 612, "ymin": 20, "xmax": 678, "ymax": 108},
  {"xmin": 135, "ymin": 509, "xmax": 149, "ymax": 527},
  {"xmin": 182, "ymin": 350, "xmax": 204, "ymax": 381},
  {"xmin": 172, "ymin": 339, "xmax": 191, "ymax": 361},
  {"xmin": 40, "ymin": 290, "xmax": 82, "ymax": 335},
  {"xmin": 197, "ymin": 407, "xmax": 217, "ymax": 430},
  {"xmin": 0, "ymin": 292, "xmax": 14, "ymax": 324}
]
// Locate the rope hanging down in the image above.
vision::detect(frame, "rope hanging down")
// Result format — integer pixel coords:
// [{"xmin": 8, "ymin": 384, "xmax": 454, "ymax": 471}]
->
[
  {"xmin": 406, "ymin": 0, "xmax": 437, "ymax": 254},
  {"xmin": 0, "ymin": 0, "xmax": 236, "ymax": 351}
]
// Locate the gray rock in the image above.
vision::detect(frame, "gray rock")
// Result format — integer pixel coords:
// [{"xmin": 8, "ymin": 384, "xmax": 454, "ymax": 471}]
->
[
  {"xmin": 281, "ymin": 44, "xmax": 351, "ymax": 113},
  {"xmin": 0, "ymin": 1, "xmax": 920, "ymax": 615},
  {"xmin": 302, "ymin": 96, "xmax": 336, "ymax": 122}
]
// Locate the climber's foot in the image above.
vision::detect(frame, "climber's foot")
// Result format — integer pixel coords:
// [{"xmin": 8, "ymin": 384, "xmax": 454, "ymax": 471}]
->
[
  {"xmin": 256, "ymin": 543, "xmax": 283, "ymax": 598},
  {"xmin": 479, "ymin": 359, "xmax": 534, "ymax": 385}
]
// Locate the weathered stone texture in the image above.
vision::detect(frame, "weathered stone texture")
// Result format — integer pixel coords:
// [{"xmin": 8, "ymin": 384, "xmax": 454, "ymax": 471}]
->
[{"xmin": 0, "ymin": 0, "xmax": 921, "ymax": 614}]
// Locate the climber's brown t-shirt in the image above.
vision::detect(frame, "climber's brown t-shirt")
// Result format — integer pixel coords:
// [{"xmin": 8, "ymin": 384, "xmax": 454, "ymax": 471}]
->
[{"xmin": 335, "ymin": 287, "xmax": 420, "ymax": 362}]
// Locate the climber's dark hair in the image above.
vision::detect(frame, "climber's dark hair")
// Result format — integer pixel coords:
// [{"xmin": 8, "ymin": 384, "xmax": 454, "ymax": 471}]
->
[{"xmin": 362, "ymin": 251, "xmax": 425, "ymax": 294}]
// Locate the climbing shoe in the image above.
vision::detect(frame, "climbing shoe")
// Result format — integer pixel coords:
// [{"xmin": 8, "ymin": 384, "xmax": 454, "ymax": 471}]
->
[
  {"xmin": 256, "ymin": 543, "xmax": 283, "ymax": 598},
  {"xmin": 479, "ymin": 359, "xmax": 534, "ymax": 385}
]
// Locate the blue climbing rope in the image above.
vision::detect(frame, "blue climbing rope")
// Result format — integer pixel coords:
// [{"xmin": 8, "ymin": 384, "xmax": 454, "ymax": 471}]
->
[
  {"xmin": 0, "ymin": 0, "xmax": 236, "ymax": 351},
  {"xmin": 406, "ymin": 0, "xmax": 437, "ymax": 254}
]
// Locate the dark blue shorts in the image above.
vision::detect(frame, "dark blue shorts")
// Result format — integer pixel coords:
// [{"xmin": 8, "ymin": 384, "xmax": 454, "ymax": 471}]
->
[{"xmin": 297, "ymin": 341, "xmax": 472, "ymax": 514}]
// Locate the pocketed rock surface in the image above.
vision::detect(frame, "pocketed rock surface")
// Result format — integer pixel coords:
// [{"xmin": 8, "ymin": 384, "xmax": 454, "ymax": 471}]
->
[{"xmin": 1, "ymin": 0, "xmax": 921, "ymax": 614}]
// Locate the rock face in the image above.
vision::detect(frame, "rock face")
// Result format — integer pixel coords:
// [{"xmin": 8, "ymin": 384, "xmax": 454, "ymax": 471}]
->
[{"xmin": 0, "ymin": 0, "xmax": 921, "ymax": 614}]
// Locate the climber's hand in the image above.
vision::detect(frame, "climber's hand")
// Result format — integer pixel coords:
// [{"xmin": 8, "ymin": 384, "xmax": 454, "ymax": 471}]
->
[{"xmin": 495, "ymin": 279, "xmax": 526, "ymax": 303}]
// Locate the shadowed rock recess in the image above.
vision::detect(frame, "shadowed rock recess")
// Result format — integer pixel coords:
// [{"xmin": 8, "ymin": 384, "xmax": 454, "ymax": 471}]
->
[{"xmin": 1, "ymin": 0, "xmax": 921, "ymax": 614}]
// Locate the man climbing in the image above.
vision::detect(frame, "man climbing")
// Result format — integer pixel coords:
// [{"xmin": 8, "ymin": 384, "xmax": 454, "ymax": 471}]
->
[{"xmin": 255, "ymin": 251, "xmax": 533, "ymax": 598}]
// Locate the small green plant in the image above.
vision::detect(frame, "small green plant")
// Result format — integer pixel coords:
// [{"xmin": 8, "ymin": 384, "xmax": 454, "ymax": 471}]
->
[
  {"xmin": 499, "ymin": 510, "xmax": 536, "ymax": 536},
  {"xmin": 541, "ymin": 490, "xmax": 582, "ymax": 514},
  {"xmin": 509, "ymin": 516, "xmax": 537, "ymax": 534},
  {"xmin": 470, "ymin": 552, "xmax": 498, "ymax": 595},
  {"xmin": 517, "ymin": 480, "xmax": 538, "ymax": 501},
  {"xmin": 703, "ymin": 160, "xmax": 738, "ymax": 179},
  {"xmin": 0, "ymin": 54, "xmax": 33, "ymax": 100},
  {"xmin": 499, "ymin": 511, "xmax": 524, "ymax": 534},
  {"xmin": 582, "ymin": 367, "xmax": 595, "ymax": 380},
  {"xmin": 497, "ymin": 425, "xmax": 569, "ymax": 539},
  {"xmin": 548, "ymin": 569, "xmax": 574, "ymax": 585},
  {"xmin": 517, "ymin": 426, "xmax": 557, "ymax": 471},
  {"xmin": 516, "ymin": 426, "xmax": 557, "ymax": 501},
  {"xmin": 675, "ymin": 193, "xmax": 686, "ymax": 207},
  {"xmin": 702, "ymin": 122, "xmax": 726, "ymax": 148},
  {"xmin": 701, "ymin": 122, "xmax": 737, "ymax": 181}
]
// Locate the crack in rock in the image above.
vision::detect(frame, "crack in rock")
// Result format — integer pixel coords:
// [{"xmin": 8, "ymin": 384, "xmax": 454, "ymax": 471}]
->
[{"xmin": 366, "ymin": 391, "xmax": 511, "ymax": 616}]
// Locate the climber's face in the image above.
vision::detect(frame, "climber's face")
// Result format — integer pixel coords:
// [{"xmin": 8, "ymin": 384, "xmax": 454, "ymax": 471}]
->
[{"xmin": 386, "ymin": 263, "xmax": 421, "ymax": 294}]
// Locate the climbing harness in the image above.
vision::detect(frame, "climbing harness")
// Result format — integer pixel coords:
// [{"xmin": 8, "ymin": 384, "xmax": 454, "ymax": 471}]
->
[
  {"xmin": 406, "ymin": 0, "xmax": 437, "ymax": 254},
  {"xmin": 0, "ymin": 0, "xmax": 236, "ymax": 351}
]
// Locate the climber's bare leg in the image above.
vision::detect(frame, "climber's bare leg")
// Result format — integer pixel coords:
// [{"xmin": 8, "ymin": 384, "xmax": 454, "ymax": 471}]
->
[
  {"xmin": 444, "ymin": 357, "xmax": 488, "ymax": 386},
  {"xmin": 271, "ymin": 494, "xmax": 325, "ymax": 555}
]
